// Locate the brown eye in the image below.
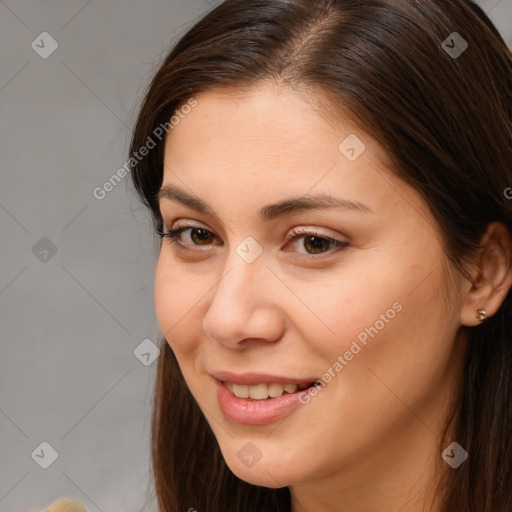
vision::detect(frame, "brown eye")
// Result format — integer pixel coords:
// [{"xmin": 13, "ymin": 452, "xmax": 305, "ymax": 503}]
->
[
  {"xmin": 190, "ymin": 228, "xmax": 214, "ymax": 245},
  {"xmin": 284, "ymin": 229, "xmax": 349, "ymax": 259},
  {"xmin": 303, "ymin": 235, "xmax": 331, "ymax": 254},
  {"xmin": 159, "ymin": 225, "xmax": 217, "ymax": 247}
]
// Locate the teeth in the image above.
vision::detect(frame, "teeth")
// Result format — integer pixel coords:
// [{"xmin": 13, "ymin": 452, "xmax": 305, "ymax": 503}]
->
[
  {"xmin": 225, "ymin": 381, "xmax": 311, "ymax": 400},
  {"xmin": 249, "ymin": 384, "xmax": 268, "ymax": 400},
  {"xmin": 232, "ymin": 383, "xmax": 249, "ymax": 398},
  {"xmin": 268, "ymin": 383, "xmax": 285, "ymax": 397},
  {"xmin": 284, "ymin": 384, "xmax": 298, "ymax": 394}
]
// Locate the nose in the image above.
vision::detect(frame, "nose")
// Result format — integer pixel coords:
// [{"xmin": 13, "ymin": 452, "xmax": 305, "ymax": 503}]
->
[{"xmin": 202, "ymin": 250, "xmax": 285, "ymax": 349}]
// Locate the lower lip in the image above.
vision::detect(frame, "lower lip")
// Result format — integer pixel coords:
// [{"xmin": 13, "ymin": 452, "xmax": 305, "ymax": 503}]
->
[{"xmin": 214, "ymin": 378, "xmax": 311, "ymax": 425}]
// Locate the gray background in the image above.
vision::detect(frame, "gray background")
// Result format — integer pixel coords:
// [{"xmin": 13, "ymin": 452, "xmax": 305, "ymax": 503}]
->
[{"xmin": 0, "ymin": 1, "xmax": 510, "ymax": 511}]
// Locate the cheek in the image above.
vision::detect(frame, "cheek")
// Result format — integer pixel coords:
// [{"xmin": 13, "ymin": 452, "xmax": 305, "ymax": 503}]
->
[
  {"xmin": 329, "ymin": 267, "xmax": 457, "ymax": 412},
  {"xmin": 294, "ymin": 270, "xmax": 405, "ymax": 358},
  {"xmin": 305, "ymin": 259, "xmax": 450, "ymax": 381},
  {"xmin": 154, "ymin": 256, "xmax": 207, "ymax": 355}
]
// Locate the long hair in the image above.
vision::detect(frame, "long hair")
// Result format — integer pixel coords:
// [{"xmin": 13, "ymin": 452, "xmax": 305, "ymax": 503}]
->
[{"xmin": 129, "ymin": 1, "xmax": 512, "ymax": 510}]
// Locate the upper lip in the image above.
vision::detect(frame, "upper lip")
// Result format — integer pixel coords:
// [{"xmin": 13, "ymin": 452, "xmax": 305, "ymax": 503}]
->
[{"xmin": 211, "ymin": 371, "xmax": 318, "ymax": 386}]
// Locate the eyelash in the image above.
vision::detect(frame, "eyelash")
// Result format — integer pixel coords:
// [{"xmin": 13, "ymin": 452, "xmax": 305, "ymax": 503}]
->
[{"xmin": 157, "ymin": 224, "xmax": 349, "ymax": 259}]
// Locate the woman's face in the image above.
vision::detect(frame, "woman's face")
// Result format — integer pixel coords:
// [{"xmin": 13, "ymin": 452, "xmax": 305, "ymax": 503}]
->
[{"xmin": 154, "ymin": 81, "xmax": 468, "ymax": 492}]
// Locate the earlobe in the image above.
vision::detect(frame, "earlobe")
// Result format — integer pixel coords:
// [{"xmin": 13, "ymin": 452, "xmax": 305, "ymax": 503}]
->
[{"xmin": 460, "ymin": 222, "xmax": 512, "ymax": 327}]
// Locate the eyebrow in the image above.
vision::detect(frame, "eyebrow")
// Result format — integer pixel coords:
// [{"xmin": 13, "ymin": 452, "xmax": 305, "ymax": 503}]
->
[{"xmin": 157, "ymin": 185, "xmax": 374, "ymax": 221}]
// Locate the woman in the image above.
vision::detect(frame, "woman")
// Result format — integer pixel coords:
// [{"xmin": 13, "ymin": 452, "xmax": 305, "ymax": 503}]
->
[{"xmin": 129, "ymin": 1, "xmax": 512, "ymax": 511}]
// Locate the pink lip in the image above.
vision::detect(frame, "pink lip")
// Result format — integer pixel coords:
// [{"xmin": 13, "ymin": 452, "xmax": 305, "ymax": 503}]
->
[
  {"xmin": 213, "ymin": 377, "xmax": 314, "ymax": 425},
  {"xmin": 210, "ymin": 370, "xmax": 318, "ymax": 386}
]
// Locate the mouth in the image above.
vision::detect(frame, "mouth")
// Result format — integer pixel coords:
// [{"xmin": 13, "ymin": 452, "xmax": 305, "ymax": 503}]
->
[
  {"xmin": 221, "ymin": 380, "xmax": 320, "ymax": 401},
  {"xmin": 213, "ymin": 375, "xmax": 322, "ymax": 424}
]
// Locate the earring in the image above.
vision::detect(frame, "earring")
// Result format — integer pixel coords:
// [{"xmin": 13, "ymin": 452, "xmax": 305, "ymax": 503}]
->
[{"xmin": 476, "ymin": 308, "xmax": 487, "ymax": 321}]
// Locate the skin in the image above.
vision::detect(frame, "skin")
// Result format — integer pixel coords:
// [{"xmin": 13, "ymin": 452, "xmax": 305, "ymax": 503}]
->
[{"xmin": 154, "ymin": 81, "xmax": 512, "ymax": 512}]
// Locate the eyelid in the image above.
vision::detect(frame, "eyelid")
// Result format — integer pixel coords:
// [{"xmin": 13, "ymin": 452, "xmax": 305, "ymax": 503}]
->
[
  {"xmin": 284, "ymin": 226, "xmax": 349, "ymax": 259},
  {"xmin": 163, "ymin": 220, "xmax": 345, "ymax": 242},
  {"xmin": 159, "ymin": 219, "xmax": 349, "ymax": 259},
  {"xmin": 159, "ymin": 220, "xmax": 222, "ymax": 249},
  {"xmin": 165, "ymin": 220, "xmax": 221, "ymax": 238},
  {"xmin": 286, "ymin": 225, "xmax": 347, "ymax": 243}
]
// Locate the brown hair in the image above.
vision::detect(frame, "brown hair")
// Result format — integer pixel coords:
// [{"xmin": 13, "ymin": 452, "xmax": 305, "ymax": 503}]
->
[{"xmin": 129, "ymin": 1, "xmax": 512, "ymax": 510}]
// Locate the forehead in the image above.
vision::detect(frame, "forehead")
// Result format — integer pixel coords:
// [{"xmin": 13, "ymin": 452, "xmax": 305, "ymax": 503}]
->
[
  {"xmin": 160, "ymin": 82, "xmax": 429, "ymax": 224},
  {"xmin": 164, "ymin": 83, "xmax": 382, "ymax": 172}
]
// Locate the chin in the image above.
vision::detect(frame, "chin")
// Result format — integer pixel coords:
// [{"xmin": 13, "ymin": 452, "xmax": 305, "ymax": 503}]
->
[
  {"xmin": 221, "ymin": 447, "xmax": 304, "ymax": 488},
  {"xmin": 228, "ymin": 463, "xmax": 292, "ymax": 488}
]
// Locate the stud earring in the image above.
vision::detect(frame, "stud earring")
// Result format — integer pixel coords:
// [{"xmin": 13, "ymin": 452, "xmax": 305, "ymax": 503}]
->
[{"xmin": 476, "ymin": 308, "xmax": 487, "ymax": 321}]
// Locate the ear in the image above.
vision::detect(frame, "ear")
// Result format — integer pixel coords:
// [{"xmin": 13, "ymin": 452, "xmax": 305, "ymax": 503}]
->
[{"xmin": 460, "ymin": 222, "xmax": 512, "ymax": 327}]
